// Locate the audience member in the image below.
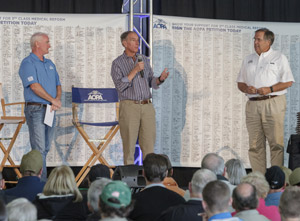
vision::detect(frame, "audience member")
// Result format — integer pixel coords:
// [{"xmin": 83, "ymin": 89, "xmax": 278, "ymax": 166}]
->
[
  {"xmin": 161, "ymin": 154, "xmax": 185, "ymax": 196},
  {"xmin": 5, "ymin": 150, "xmax": 45, "ymax": 201},
  {"xmin": 88, "ymin": 164, "xmax": 111, "ymax": 185},
  {"xmin": 202, "ymin": 180, "xmax": 241, "ymax": 221},
  {"xmin": 34, "ymin": 165, "xmax": 87, "ymax": 220},
  {"xmin": 0, "ymin": 200, "xmax": 7, "ymax": 221},
  {"xmin": 289, "ymin": 167, "xmax": 300, "ymax": 186},
  {"xmin": 87, "ymin": 178, "xmax": 111, "ymax": 221},
  {"xmin": 0, "ymin": 172, "xmax": 16, "ymax": 204},
  {"xmin": 279, "ymin": 186, "xmax": 300, "ymax": 221},
  {"xmin": 6, "ymin": 198, "xmax": 37, "ymax": 221},
  {"xmin": 201, "ymin": 153, "xmax": 235, "ymax": 193},
  {"xmin": 158, "ymin": 169, "xmax": 217, "ymax": 221},
  {"xmin": 129, "ymin": 153, "xmax": 185, "ymax": 221},
  {"xmin": 232, "ymin": 183, "xmax": 269, "ymax": 221},
  {"xmin": 279, "ymin": 166, "xmax": 292, "ymax": 186},
  {"xmin": 225, "ymin": 159, "xmax": 247, "ymax": 185},
  {"xmin": 99, "ymin": 180, "xmax": 133, "ymax": 221},
  {"xmin": 241, "ymin": 171, "xmax": 280, "ymax": 221},
  {"xmin": 264, "ymin": 166, "xmax": 285, "ymax": 206}
]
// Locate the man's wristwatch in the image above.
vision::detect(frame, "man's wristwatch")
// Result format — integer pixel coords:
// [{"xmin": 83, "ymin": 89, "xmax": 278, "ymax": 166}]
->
[
  {"xmin": 270, "ymin": 86, "xmax": 273, "ymax": 93},
  {"xmin": 158, "ymin": 76, "xmax": 164, "ymax": 83}
]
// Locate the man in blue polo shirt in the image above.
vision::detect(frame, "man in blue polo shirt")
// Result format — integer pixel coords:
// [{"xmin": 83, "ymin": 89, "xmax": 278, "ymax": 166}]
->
[{"xmin": 19, "ymin": 32, "xmax": 61, "ymax": 182}]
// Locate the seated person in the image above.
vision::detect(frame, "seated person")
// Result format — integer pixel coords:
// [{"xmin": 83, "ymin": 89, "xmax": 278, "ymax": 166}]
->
[
  {"xmin": 279, "ymin": 186, "xmax": 300, "ymax": 221},
  {"xmin": 161, "ymin": 154, "xmax": 185, "ymax": 196},
  {"xmin": 99, "ymin": 181, "xmax": 133, "ymax": 220},
  {"xmin": 265, "ymin": 166, "xmax": 285, "ymax": 206},
  {"xmin": 5, "ymin": 150, "xmax": 45, "ymax": 201},
  {"xmin": 87, "ymin": 178, "xmax": 111, "ymax": 221},
  {"xmin": 225, "ymin": 159, "xmax": 247, "ymax": 185},
  {"xmin": 34, "ymin": 165, "xmax": 87, "ymax": 220},
  {"xmin": 129, "ymin": 153, "xmax": 185, "ymax": 221},
  {"xmin": 202, "ymin": 180, "xmax": 241, "ymax": 221},
  {"xmin": 6, "ymin": 198, "xmax": 37, "ymax": 221}
]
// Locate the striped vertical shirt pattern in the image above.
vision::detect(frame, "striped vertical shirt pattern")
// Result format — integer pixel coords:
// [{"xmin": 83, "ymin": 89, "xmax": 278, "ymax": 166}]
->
[{"xmin": 111, "ymin": 52, "xmax": 159, "ymax": 101}]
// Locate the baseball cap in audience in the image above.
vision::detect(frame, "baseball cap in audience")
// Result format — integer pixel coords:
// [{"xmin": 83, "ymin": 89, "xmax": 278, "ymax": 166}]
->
[
  {"xmin": 100, "ymin": 181, "xmax": 131, "ymax": 209},
  {"xmin": 265, "ymin": 166, "xmax": 285, "ymax": 189},
  {"xmin": 89, "ymin": 164, "xmax": 110, "ymax": 183},
  {"xmin": 20, "ymin": 150, "xmax": 43, "ymax": 174},
  {"xmin": 289, "ymin": 167, "xmax": 300, "ymax": 186},
  {"xmin": 279, "ymin": 166, "xmax": 292, "ymax": 186}
]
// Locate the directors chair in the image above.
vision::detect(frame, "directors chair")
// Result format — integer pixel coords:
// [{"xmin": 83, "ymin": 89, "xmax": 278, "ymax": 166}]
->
[
  {"xmin": 0, "ymin": 83, "xmax": 26, "ymax": 181},
  {"xmin": 72, "ymin": 87, "xmax": 119, "ymax": 186}
]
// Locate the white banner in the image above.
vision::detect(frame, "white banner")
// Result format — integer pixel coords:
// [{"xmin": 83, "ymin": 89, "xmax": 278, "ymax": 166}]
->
[
  {"xmin": 152, "ymin": 15, "xmax": 300, "ymax": 168},
  {"xmin": 0, "ymin": 12, "xmax": 127, "ymax": 166}
]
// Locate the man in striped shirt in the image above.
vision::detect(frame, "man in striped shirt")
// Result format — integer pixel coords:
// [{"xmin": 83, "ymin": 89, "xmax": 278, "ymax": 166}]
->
[{"xmin": 111, "ymin": 31, "xmax": 169, "ymax": 165}]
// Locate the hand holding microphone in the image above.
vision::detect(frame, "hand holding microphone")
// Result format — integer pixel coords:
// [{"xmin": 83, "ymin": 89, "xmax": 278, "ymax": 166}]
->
[{"xmin": 137, "ymin": 55, "xmax": 144, "ymax": 78}]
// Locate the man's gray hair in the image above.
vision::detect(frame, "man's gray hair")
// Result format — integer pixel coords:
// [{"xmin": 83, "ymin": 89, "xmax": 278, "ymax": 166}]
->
[
  {"xmin": 191, "ymin": 169, "xmax": 217, "ymax": 194},
  {"xmin": 30, "ymin": 32, "xmax": 48, "ymax": 49},
  {"xmin": 201, "ymin": 153, "xmax": 225, "ymax": 176},
  {"xmin": 88, "ymin": 178, "xmax": 112, "ymax": 212},
  {"xmin": 6, "ymin": 198, "xmax": 37, "ymax": 221}
]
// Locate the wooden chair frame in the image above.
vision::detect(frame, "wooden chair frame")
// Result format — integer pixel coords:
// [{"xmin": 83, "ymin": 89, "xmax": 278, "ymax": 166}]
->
[
  {"xmin": 0, "ymin": 83, "xmax": 26, "ymax": 181},
  {"xmin": 72, "ymin": 87, "xmax": 119, "ymax": 186}
]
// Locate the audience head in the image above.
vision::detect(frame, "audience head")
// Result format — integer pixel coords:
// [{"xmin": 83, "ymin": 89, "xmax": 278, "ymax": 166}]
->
[
  {"xmin": 160, "ymin": 154, "xmax": 173, "ymax": 177},
  {"xmin": 99, "ymin": 181, "xmax": 133, "ymax": 218},
  {"xmin": 225, "ymin": 159, "xmax": 247, "ymax": 185},
  {"xmin": 190, "ymin": 169, "xmax": 217, "ymax": 197},
  {"xmin": 88, "ymin": 164, "xmax": 111, "ymax": 184},
  {"xmin": 232, "ymin": 182, "xmax": 258, "ymax": 212},
  {"xmin": 143, "ymin": 153, "xmax": 168, "ymax": 183},
  {"xmin": 289, "ymin": 167, "xmax": 300, "ymax": 186},
  {"xmin": 265, "ymin": 166, "xmax": 285, "ymax": 190},
  {"xmin": 202, "ymin": 180, "xmax": 231, "ymax": 216},
  {"xmin": 279, "ymin": 186, "xmax": 300, "ymax": 221},
  {"xmin": 43, "ymin": 165, "xmax": 82, "ymax": 202},
  {"xmin": 0, "ymin": 200, "xmax": 7, "ymax": 221},
  {"xmin": 20, "ymin": 150, "xmax": 43, "ymax": 177},
  {"xmin": 279, "ymin": 166, "xmax": 292, "ymax": 186},
  {"xmin": 201, "ymin": 153, "xmax": 225, "ymax": 176},
  {"xmin": 6, "ymin": 198, "xmax": 37, "ymax": 221},
  {"xmin": 87, "ymin": 178, "xmax": 111, "ymax": 213},
  {"xmin": 241, "ymin": 171, "xmax": 269, "ymax": 199}
]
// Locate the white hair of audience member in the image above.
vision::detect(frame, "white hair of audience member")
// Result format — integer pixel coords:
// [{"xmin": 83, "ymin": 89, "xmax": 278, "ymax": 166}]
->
[
  {"xmin": 6, "ymin": 198, "xmax": 37, "ymax": 221},
  {"xmin": 225, "ymin": 159, "xmax": 247, "ymax": 185},
  {"xmin": 201, "ymin": 153, "xmax": 225, "ymax": 176},
  {"xmin": 191, "ymin": 169, "xmax": 217, "ymax": 194},
  {"xmin": 241, "ymin": 171, "xmax": 270, "ymax": 199},
  {"xmin": 88, "ymin": 178, "xmax": 112, "ymax": 212}
]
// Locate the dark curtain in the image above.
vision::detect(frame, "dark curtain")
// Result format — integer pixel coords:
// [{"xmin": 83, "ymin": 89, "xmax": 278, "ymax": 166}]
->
[
  {"xmin": 153, "ymin": 0, "xmax": 300, "ymax": 22},
  {"xmin": 0, "ymin": 0, "xmax": 299, "ymax": 22}
]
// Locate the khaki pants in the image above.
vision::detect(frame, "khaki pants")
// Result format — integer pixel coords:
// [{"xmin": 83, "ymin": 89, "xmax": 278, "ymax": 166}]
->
[
  {"xmin": 246, "ymin": 95, "xmax": 286, "ymax": 174},
  {"xmin": 119, "ymin": 100, "xmax": 156, "ymax": 165}
]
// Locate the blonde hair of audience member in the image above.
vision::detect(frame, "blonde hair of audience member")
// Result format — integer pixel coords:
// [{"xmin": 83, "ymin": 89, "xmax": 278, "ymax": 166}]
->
[
  {"xmin": 87, "ymin": 178, "xmax": 111, "ymax": 213},
  {"xmin": 279, "ymin": 186, "xmax": 300, "ymax": 221},
  {"xmin": 43, "ymin": 165, "xmax": 82, "ymax": 202},
  {"xmin": 6, "ymin": 198, "xmax": 37, "ymax": 221},
  {"xmin": 241, "ymin": 171, "xmax": 269, "ymax": 199},
  {"xmin": 225, "ymin": 159, "xmax": 247, "ymax": 185}
]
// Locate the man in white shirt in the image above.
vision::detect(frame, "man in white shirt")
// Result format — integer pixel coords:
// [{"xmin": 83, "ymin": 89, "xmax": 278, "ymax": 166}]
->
[{"xmin": 237, "ymin": 28, "xmax": 295, "ymax": 174}]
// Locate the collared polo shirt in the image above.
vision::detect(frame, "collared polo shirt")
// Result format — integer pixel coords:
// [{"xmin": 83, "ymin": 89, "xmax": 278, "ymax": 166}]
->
[
  {"xmin": 237, "ymin": 48, "xmax": 295, "ymax": 98},
  {"xmin": 19, "ymin": 53, "xmax": 61, "ymax": 104},
  {"xmin": 111, "ymin": 52, "xmax": 159, "ymax": 101}
]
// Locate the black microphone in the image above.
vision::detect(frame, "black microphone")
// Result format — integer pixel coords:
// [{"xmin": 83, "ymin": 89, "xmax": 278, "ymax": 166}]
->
[{"xmin": 137, "ymin": 55, "xmax": 144, "ymax": 78}]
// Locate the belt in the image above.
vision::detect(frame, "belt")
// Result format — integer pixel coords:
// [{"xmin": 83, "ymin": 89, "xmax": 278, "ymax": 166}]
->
[
  {"xmin": 132, "ymin": 99, "xmax": 151, "ymax": 105},
  {"xmin": 25, "ymin": 102, "xmax": 47, "ymax": 107},
  {"xmin": 249, "ymin": 95, "xmax": 277, "ymax": 101}
]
